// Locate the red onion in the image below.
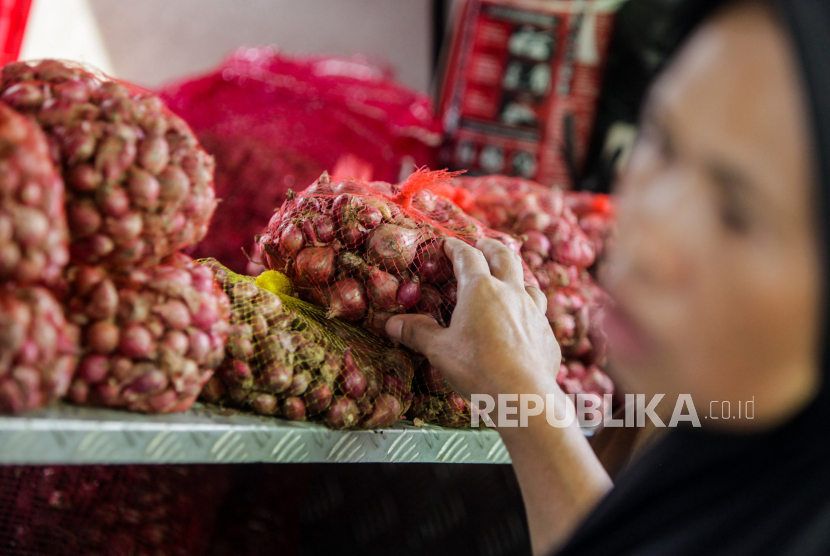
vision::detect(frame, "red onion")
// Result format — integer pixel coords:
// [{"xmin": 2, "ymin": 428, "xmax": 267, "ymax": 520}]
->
[
  {"xmin": 263, "ymin": 362, "xmax": 293, "ymax": 393},
  {"xmin": 1, "ymin": 60, "xmax": 217, "ymax": 270},
  {"xmin": 280, "ymin": 223, "xmax": 305, "ymax": 257},
  {"xmin": 86, "ymin": 321, "xmax": 119, "ymax": 354},
  {"xmin": 325, "ymin": 396, "xmax": 360, "ymax": 429},
  {"xmin": 286, "ymin": 370, "xmax": 312, "ymax": 397},
  {"xmin": 415, "ymin": 284, "xmax": 443, "ymax": 324},
  {"xmin": 445, "ymin": 392, "xmax": 467, "ymax": 414},
  {"xmin": 363, "ymin": 394, "xmax": 402, "ymax": 428},
  {"xmin": 340, "ymin": 219, "xmax": 367, "ymax": 247},
  {"xmin": 366, "ymin": 267, "xmax": 400, "ymax": 310},
  {"xmin": 358, "ymin": 206, "xmax": 382, "ymax": 229},
  {"xmin": 251, "ymin": 393, "xmax": 279, "ymax": 415},
  {"xmin": 364, "ymin": 310, "xmax": 394, "ymax": 338},
  {"xmin": 294, "ymin": 246, "xmax": 336, "ymax": 286},
  {"xmin": 396, "ymin": 279, "xmax": 422, "ymax": 309},
  {"xmin": 415, "ymin": 240, "xmax": 452, "ymax": 283},
  {"xmin": 280, "ymin": 396, "xmax": 306, "ymax": 421},
  {"xmin": 522, "ymin": 231, "xmax": 551, "ymax": 258},
  {"xmin": 365, "ymin": 224, "xmax": 423, "ymax": 270},
  {"xmin": 551, "ymin": 313, "xmax": 576, "ymax": 347},
  {"xmin": 326, "ymin": 278, "xmax": 368, "ymax": 321},
  {"xmin": 337, "ymin": 349, "xmax": 367, "ymax": 399},
  {"xmin": 303, "ymin": 381, "xmax": 333, "ymax": 413},
  {"xmin": 313, "ymin": 214, "xmax": 335, "ymax": 243}
]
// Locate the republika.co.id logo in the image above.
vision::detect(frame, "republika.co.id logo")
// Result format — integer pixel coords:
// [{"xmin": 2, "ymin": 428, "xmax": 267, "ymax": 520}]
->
[{"xmin": 468, "ymin": 393, "xmax": 755, "ymax": 428}]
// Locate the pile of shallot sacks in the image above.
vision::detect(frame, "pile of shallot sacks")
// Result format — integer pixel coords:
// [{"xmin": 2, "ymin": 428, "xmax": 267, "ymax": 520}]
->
[
  {"xmin": 0, "ymin": 58, "xmax": 614, "ymax": 429},
  {"xmin": 251, "ymin": 169, "xmax": 615, "ymax": 427},
  {"xmin": 0, "ymin": 59, "xmax": 228, "ymax": 414}
]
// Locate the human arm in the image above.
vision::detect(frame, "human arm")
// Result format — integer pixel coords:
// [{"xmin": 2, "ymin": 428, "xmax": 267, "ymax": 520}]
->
[{"xmin": 385, "ymin": 237, "xmax": 612, "ymax": 555}]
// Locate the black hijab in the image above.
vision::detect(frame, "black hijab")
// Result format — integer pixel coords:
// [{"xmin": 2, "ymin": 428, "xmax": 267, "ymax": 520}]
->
[{"xmin": 556, "ymin": 1, "xmax": 830, "ymax": 555}]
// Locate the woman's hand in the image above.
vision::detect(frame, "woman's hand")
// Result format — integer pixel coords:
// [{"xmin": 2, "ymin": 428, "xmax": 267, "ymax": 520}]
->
[
  {"xmin": 386, "ymin": 237, "xmax": 612, "ymax": 556},
  {"xmin": 385, "ymin": 237, "xmax": 560, "ymax": 412}
]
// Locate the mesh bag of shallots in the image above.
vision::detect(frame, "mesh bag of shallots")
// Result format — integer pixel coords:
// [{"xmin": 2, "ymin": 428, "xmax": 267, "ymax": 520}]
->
[
  {"xmin": 199, "ymin": 260, "xmax": 416, "ymax": 429},
  {"xmin": 0, "ymin": 59, "xmax": 217, "ymax": 271},
  {"xmin": 256, "ymin": 169, "xmax": 543, "ymax": 427},
  {"xmin": 0, "ymin": 464, "xmax": 230, "ymax": 556},
  {"xmin": 62, "ymin": 252, "xmax": 230, "ymax": 414}
]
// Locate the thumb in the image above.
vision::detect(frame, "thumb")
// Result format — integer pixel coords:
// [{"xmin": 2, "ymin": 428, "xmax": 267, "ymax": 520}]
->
[{"xmin": 386, "ymin": 313, "xmax": 445, "ymax": 357}]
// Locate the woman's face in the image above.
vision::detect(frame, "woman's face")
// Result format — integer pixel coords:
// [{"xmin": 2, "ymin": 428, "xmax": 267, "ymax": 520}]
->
[{"xmin": 602, "ymin": 1, "xmax": 823, "ymax": 426}]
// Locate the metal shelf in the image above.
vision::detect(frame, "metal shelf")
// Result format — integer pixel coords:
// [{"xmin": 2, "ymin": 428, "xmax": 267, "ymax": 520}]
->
[{"xmin": 0, "ymin": 403, "xmax": 512, "ymax": 465}]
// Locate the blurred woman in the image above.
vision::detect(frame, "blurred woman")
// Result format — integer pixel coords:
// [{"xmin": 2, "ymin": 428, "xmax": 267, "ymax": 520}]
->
[{"xmin": 386, "ymin": 0, "xmax": 830, "ymax": 554}]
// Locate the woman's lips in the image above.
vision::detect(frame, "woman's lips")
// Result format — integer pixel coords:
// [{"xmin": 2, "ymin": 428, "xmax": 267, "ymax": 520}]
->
[{"xmin": 603, "ymin": 304, "xmax": 655, "ymax": 364}]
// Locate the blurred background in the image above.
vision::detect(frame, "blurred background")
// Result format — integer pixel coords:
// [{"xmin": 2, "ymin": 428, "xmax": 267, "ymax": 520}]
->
[{"xmin": 19, "ymin": 0, "xmax": 438, "ymax": 91}]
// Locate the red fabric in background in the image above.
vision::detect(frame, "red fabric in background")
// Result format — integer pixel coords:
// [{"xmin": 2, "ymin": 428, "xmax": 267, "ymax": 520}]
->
[
  {"xmin": 0, "ymin": 0, "xmax": 32, "ymax": 67},
  {"xmin": 158, "ymin": 48, "xmax": 442, "ymax": 272}
]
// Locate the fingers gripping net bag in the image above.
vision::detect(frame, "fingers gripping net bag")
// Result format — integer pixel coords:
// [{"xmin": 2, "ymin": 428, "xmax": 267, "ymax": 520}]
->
[
  {"xmin": 199, "ymin": 260, "xmax": 416, "ymax": 429},
  {"xmin": 0, "ymin": 464, "xmax": 230, "ymax": 556},
  {"xmin": 440, "ymin": 175, "xmax": 616, "ymax": 414},
  {"xmin": 0, "ymin": 59, "xmax": 217, "ymax": 270},
  {"xmin": 257, "ymin": 168, "xmax": 539, "ymax": 334},
  {"xmin": 256, "ymin": 169, "xmax": 541, "ymax": 427}
]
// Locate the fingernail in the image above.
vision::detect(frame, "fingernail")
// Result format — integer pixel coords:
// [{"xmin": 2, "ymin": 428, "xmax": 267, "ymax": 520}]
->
[{"xmin": 386, "ymin": 317, "xmax": 403, "ymax": 341}]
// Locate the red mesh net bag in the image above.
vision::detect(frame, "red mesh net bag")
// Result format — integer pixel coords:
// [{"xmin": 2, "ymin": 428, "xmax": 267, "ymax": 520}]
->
[
  {"xmin": 62, "ymin": 252, "xmax": 230, "ymax": 413},
  {"xmin": 256, "ymin": 169, "xmax": 544, "ymax": 427},
  {"xmin": 0, "ymin": 59, "xmax": 217, "ymax": 270},
  {"xmin": 0, "ymin": 464, "xmax": 230, "ymax": 556},
  {"xmin": 199, "ymin": 260, "xmax": 415, "ymax": 429},
  {"xmin": 158, "ymin": 47, "xmax": 441, "ymax": 272}
]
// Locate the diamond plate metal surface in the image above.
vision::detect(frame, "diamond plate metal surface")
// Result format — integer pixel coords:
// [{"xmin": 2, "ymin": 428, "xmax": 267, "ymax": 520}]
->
[{"xmin": 0, "ymin": 403, "xmax": 513, "ymax": 465}]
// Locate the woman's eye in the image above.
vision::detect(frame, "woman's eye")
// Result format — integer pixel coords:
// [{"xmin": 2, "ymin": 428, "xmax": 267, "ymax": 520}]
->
[
  {"xmin": 709, "ymin": 163, "xmax": 754, "ymax": 234},
  {"xmin": 718, "ymin": 201, "xmax": 751, "ymax": 233}
]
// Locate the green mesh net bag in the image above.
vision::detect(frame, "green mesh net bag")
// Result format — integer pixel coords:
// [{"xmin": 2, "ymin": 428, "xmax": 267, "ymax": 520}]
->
[{"xmin": 199, "ymin": 259, "xmax": 416, "ymax": 429}]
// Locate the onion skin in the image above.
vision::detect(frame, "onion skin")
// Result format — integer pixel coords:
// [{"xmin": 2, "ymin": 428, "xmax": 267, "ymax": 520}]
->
[
  {"xmin": 415, "ymin": 240, "xmax": 452, "ymax": 284},
  {"xmin": 326, "ymin": 278, "xmax": 368, "ymax": 321},
  {"xmin": 365, "ymin": 224, "xmax": 422, "ymax": 270},
  {"xmin": 280, "ymin": 223, "xmax": 306, "ymax": 257},
  {"xmin": 416, "ymin": 285, "xmax": 444, "ymax": 325},
  {"xmin": 303, "ymin": 381, "xmax": 333, "ymax": 414},
  {"xmin": 280, "ymin": 366, "xmax": 310, "ymax": 395},
  {"xmin": 366, "ymin": 267, "xmax": 400, "ymax": 310},
  {"xmin": 294, "ymin": 246, "xmax": 336, "ymax": 286},
  {"xmin": 396, "ymin": 279, "xmax": 422, "ymax": 310},
  {"xmin": 363, "ymin": 394, "xmax": 402, "ymax": 428},
  {"xmin": 325, "ymin": 396, "xmax": 360, "ymax": 429},
  {"xmin": 337, "ymin": 349, "xmax": 367, "ymax": 399},
  {"xmin": 282, "ymin": 396, "xmax": 307, "ymax": 420},
  {"xmin": 364, "ymin": 310, "xmax": 395, "ymax": 339}
]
